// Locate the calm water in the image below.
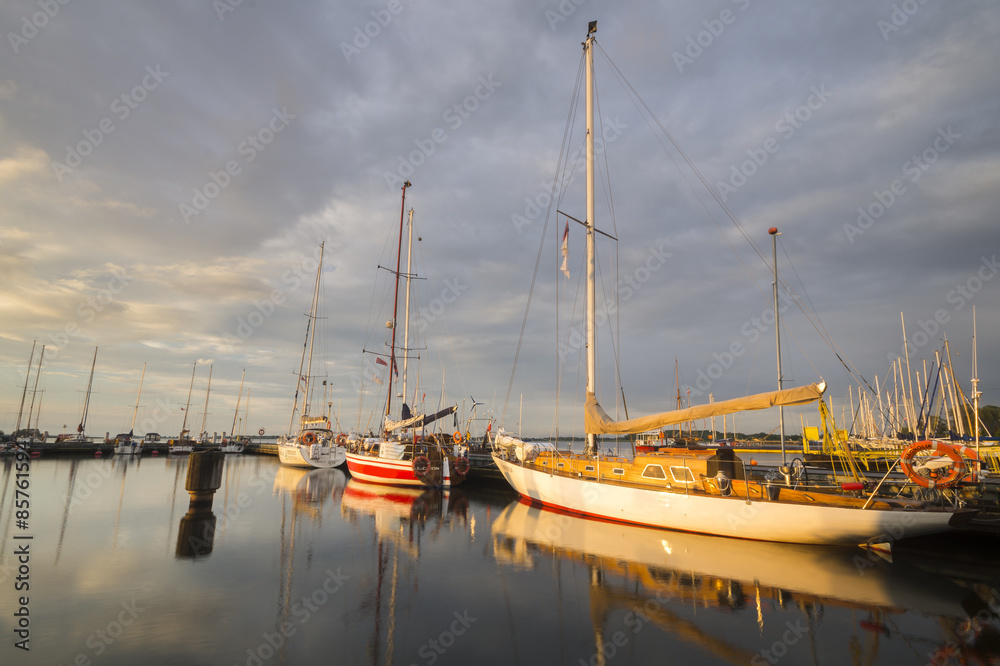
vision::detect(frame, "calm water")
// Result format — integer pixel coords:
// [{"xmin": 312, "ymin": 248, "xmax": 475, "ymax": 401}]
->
[{"xmin": 2, "ymin": 454, "xmax": 999, "ymax": 666}]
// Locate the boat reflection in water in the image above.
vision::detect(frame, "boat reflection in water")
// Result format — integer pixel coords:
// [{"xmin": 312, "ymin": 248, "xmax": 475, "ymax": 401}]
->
[
  {"xmin": 272, "ymin": 465, "xmax": 346, "ymax": 516},
  {"xmin": 491, "ymin": 499, "xmax": 1000, "ymax": 665},
  {"xmin": 340, "ymin": 479, "xmax": 469, "ymax": 665}
]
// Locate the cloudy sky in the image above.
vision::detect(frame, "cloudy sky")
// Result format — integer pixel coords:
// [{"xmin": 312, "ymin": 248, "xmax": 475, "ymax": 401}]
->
[{"xmin": 1, "ymin": 0, "xmax": 998, "ymax": 440}]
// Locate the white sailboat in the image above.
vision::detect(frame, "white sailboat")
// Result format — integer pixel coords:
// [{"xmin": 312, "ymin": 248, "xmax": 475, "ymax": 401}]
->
[
  {"xmin": 277, "ymin": 242, "xmax": 346, "ymax": 469},
  {"xmin": 114, "ymin": 363, "xmax": 146, "ymax": 456},
  {"xmin": 491, "ymin": 22, "xmax": 974, "ymax": 547},
  {"xmin": 169, "ymin": 362, "xmax": 197, "ymax": 454},
  {"xmin": 197, "ymin": 364, "xmax": 214, "ymax": 446},
  {"xmin": 221, "ymin": 369, "xmax": 247, "ymax": 453}
]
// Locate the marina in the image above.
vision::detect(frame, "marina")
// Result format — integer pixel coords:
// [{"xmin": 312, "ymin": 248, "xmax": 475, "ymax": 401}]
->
[{"xmin": 2, "ymin": 5, "xmax": 999, "ymax": 666}]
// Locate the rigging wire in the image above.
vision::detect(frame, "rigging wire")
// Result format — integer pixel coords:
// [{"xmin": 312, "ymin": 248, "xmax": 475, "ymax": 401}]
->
[
  {"xmin": 594, "ymin": 42, "xmax": 888, "ymax": 402},
  {"xmin": 501, "ymin": 51, "xmax": 586, "ymax": 427}
]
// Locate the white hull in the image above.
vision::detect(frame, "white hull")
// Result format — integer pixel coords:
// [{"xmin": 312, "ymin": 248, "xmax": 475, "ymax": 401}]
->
[
  {"xmin": 114, "ymin": 443, "xmax": 141, "ymax": 456},
  {"xmin": 278, "ymin": 441, "xmax": 346, "ymax": 469},
  {"xmin": 492, "ymin": 455, "xmax": 963, "ymax": 546}
]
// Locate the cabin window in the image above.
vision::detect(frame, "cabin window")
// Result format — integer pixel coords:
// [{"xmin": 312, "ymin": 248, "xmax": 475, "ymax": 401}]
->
[
  {"xmin": 612, "ymin": 468, "xmax": 625, "ymax": 476},
  {"xmin": 670, "ymin": 466, "xmax": 695, "ymax": 483},
  {"xmin": 584, "ymin": 465, "xmax": 595, "ymax": 472},
  {"xmin": 641, "ymin": 464, "xmax": 666, "ymax": 480},
  {"xmin": 557, "ymin": 463, "xmax": 564, "ymax": 468}
]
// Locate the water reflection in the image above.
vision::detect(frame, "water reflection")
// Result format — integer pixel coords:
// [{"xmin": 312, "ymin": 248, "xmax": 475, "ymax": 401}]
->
[
  {"xmin": 340, "ymin": 479, "xmax": 469, "ymax": 665},
  {"xmin": 491, "ymin": 499, "xmax": 1000, "ymax": 665}
]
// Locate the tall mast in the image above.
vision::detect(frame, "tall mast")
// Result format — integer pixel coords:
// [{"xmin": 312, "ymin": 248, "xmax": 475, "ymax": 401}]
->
[
  {"xmin": 584, "ymin": 22, "xmax": 597, "ymax": 456},
  {"xmin": 181, "ymin": 361, "xmax": 197, "ymax": 436},
  {"xmin": 78, "ymin": 346, "xmax": 98, "ymax": 436},
  {"xmin": 303, "ymin": 243, "xmax": 325, "ymax": 418},
  {"xmin": 13, "ymin": 340, "xmax": 36, "ymax": 435},
  {"xmin": 402, "ymin": 208, "xmax": 414, "ymax": 404},
  {"xmin": 129, "ymin": 363, "xmax": 146, "ymax": 433},
  {"xmin": 901, "ymin": 313, "xmax": 917, "ymax": 436},
  {"xmin": 26, "ymin": 346, "xmax": 45, "ymax": 437},
  {"xmin": 200, "ymin": 364, "xmax": 213, "ymax": 439},
  {"xmin": 972, "ymin": 305, "xmax": 980, "ymax": 455},
  {"xmin": 231, "ymin": 368, "xmax": 245, "ymax": 437},
  {"xmin": 769, "ymin": 227, "xmax": 786, "ymax": 466},
  {"xmin": 386, "ymin": 180, "xmax": 411, "ymax": 420}
]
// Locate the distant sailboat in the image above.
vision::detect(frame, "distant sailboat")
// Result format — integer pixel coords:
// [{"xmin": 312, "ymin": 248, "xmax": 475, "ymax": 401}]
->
[
  {"xmin": 222, "ymin": 369, "xmax": 247, "ymax": 453},
  {"xmin": 169, "ymin": 362, "xmax": 197, "ymax": 454},
  {"xmin": 56, "ymin": 347, "xmax": 97, "ymax": 446},
  {"xmin": 114, "ymin": 363, "xmax": 146, "ymax": 456}
]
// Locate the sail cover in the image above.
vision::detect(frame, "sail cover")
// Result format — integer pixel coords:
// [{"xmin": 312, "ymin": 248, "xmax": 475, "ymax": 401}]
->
[
  {"xmin": 585, "ymin": 382, "xmax": 826, "ymax": 435},
  {"xmin": 384, "ymin": 405, "xmax": 458, "ymax": 432}
]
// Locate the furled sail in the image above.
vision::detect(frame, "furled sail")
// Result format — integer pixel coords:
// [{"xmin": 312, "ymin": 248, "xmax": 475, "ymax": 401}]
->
[
  {"xmin": 584, "ymin": 382, "xmax": 826, "ymax": 435},
  {"xmin": 384, "ymin": 405, "xmax": 458, "ymax": 432}
]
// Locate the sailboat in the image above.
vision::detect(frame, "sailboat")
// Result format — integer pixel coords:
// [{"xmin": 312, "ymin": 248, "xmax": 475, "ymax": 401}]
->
[
  {"xmin": 344, "ymin": 183, "xmax": 471, "ymax": 488},
  {"xmin": 277, "ymin": 242, "xmax": 346, "ymax": 469},
  {"xmin": 490, "ymin": 22, "xmax": 975, "ymax": 547},
  {"xmin": 196, "ymin": 364, "xmax": 214, "ymax": 447},
  {"xmin": 221, "ymin": 369, "xmax": 247, "ymax": 453},
  {"xmin": 113, "ymin": 363, "xmax": 146, "ymax": 455},
  {"xmin": 169, "ymin": 362, "xmax": 198, "ymax": 454},
  {"xmin": 55, "ymin": 346, "xmax": 98, "ymax": 446}
]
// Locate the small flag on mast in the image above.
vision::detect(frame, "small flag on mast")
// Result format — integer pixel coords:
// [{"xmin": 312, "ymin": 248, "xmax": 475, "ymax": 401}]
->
[
  {"xmin": 375, "ymin": 357, "xmax": 388, "ymax": 367},
  {"xmin": 560, "ymin": 220, "xmax": 570, "ymax": 278}
]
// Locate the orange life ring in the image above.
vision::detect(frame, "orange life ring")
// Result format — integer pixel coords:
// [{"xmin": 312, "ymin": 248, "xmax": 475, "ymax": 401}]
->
[
  {"xmin": 947, "ymin": 443, "xmax": 983, "ymax": 483},
  {"xmin": 301, "ymin": 431, "xmax": 317, "ymax": 445},
  {"xmin": 258, "ymin": 428, "xmax": 265, "ymax": 435},
  {"xmin": 412, "ymin": 455, "xmax": 430, "ymax": 477},
  {"xmin": 453, "ymin": 456, "xmax": 470, "ymax": 476},
  {"xmin": 336, "ymin": 433, "xmax": 347, "ymax": 445},
  {"xmin": 453, "ymin": 431, "xmax": 463, "ymax": 444},
  {"xmin": 900, "ymin": 440, "xmax": 966, "ymax": 488}
]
